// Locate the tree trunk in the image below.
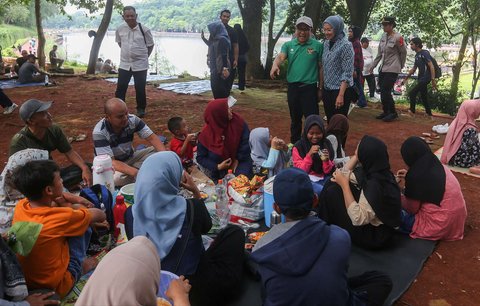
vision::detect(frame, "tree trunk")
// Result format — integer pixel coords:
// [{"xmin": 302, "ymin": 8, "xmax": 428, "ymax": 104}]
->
[
  {"xmin": 238, "ymin": 0, "xmax": 265, "ymax": 79},
  {"xmin": 304, "ymin": 0, "xmax": 324, "ymax": 34},
  {"xmin": 450, "ymin": 32, "xmax": 469, "ymax": 102},
  {"xmin": 346, "ymin": 0, "xmax": 377, "ymax": 32},
  {"xmin": 86, "ymin": 0, "xmax": 114, "ymax": 74},
  {"xmin": 34, "ymin": 0, "xmax": 46, "ymax": 69}
]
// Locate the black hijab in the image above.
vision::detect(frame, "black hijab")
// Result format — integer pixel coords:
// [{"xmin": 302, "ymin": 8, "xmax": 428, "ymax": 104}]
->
[
  {"xmin": 294, "ymin": 115, "xmax": 334, "ymax": 174},
  {"xmin": 357, "ymin": 135, "xmax": 401, "ymax": 228},
  {"xmin": 401, "ymin": 136, "xmax": 446, "ymax": 206}
]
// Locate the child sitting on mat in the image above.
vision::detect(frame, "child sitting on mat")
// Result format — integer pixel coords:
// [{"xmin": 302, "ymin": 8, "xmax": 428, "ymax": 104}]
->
[
  {"xmin": 168, "ymin": 116, "xmax": 197, "ymax": 169},
  {"xmin": 251, "ymin": 168, "xmax": 392, "ymax": 306},
  {"xmin": 293, "ymin": 114, "xmax": 335, "ymax": 195},
  {"xmin": 12, "ymin": 160, "xmax": 106, "ymax": 298}
]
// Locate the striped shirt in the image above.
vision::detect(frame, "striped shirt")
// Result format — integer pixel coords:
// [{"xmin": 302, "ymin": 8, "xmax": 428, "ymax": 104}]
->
[
  {"xmin": 322, "ymin": 38, "xmax": 354, "ymax": 90},
  {"xmin": 93, "ymin": 115, "xmax": 153, "ymax": 161}
]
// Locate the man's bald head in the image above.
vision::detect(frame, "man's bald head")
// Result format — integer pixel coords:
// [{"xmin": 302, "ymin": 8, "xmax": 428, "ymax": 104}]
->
[{"xmin": 104, "ymin": 98, "xmax": 127, "ymax": 115}]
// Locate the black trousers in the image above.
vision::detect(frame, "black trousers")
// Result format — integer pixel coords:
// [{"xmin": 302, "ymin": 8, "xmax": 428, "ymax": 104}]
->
[
  {"xmin": 237, "ymin": 60, "xmax": 247, "ymax": 90},
  {"xmin": 318, "ymin": 181, "xmax": 395, "ymax": 250},
  {"xmin": 188, "ymin": 225, "xmax": 245, "ymax": 306},
  {"xmin": 287, "ymin": 83, "xmax": 319, "ymax": 143},
  {"xmin": 322, "ymin": 87, "xmax": 355, "ymax": 123},
  {"xmin": 409, "ymin": 81, "xmax": 432, "ymax": 115},
  {"xmin": 227, "ymin": 67, "xmax": 237, "ymax": 92},
  {"xmin": 0, "ymin": 88, "xmax": 13, "ymax": 108},
  {"xmin": 115, "ymin": 68, "xmax": 148, "ymax": 111},
  {"xmin": 349, "ymin": 271, "xmax": 393, "ymax": 306},
  {"xmin": 210, "ymin": 73, "xmax": 230, "ymax": 99},
  {"xmin": 363, "ymin": 74, "xmax": 376, "ymax": 98},
  {"xmin": 378, "ymin": 72, "xmax": 398, "ymax": 115}
]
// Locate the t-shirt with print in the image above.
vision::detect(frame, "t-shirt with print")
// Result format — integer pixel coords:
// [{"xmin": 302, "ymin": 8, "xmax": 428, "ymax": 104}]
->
[
  {"xmin": 92, "ymin": 114, "xmax": 154, "ymax": 161},
  {"xmin": 280, "ymin": 38, "xmax": 323, "ymax": 84},
  {"xmin": 9, "ymin": 125, "xmax": 72, "ymax": 158},
  {"xmin": 414, "ymin": 49, "xmax": 433, "ymax": 83},
  {"xmin": 13, "ymin": 198, "xmax": 91, "ymax": 297},
  {"xmin": 170, "ymin": 137, "xmax": 194, "ymax": 166}
]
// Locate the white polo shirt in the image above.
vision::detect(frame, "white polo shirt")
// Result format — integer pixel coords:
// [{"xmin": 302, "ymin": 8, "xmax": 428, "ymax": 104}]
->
[{"xmin": 115, "ymin": 23, "xmax": 154, "ymax": 71}]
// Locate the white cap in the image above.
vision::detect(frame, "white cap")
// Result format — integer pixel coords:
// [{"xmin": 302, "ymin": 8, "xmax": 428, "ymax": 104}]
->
[{"xmin": 295, "ymin": 16, "xmax": 313, "ymax": 28}]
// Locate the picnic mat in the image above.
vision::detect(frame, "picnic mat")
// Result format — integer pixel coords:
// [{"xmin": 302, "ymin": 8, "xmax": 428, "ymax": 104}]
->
[
  {"xmin": 228, "ymin": 232, "xmax": 436, "ymax": 306},
  {"xmin": 434, "ymin": 147, "xmax": 480, "ymax": 178},
  {"xmin": 348, "ymin": 233, "xmax": 437, "ymax": 306},
  {"xmin": 104, "ymin": 74, "xmax": 176, "ymax": 85},
  {"xmin": 0, "ymin": 79, "xmax": 45, "ymax": 89},
  {"xmin": 158, "ymin": 80, "xmax": 238, "ymax": 95}
]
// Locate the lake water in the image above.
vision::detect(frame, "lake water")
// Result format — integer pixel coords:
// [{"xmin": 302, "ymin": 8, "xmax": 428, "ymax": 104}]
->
[{"xmin": 62, "ymin": 31, "xmax": 288, "ymax": 77}]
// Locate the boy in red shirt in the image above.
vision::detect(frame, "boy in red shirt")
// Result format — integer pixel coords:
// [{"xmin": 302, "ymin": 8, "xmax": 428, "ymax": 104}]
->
[
  {"xmin": 12, "ymin": 160, "xmax": 106, "ymax": 297},
  {"xmin": 168, "ymin": 116, "xmax": 197, "ymax": 169}
]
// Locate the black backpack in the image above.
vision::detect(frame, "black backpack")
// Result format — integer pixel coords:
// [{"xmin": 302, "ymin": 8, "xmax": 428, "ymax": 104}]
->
[{"xmin": 423, "ymin": 50, "xmax": 442, "ymax": 78}]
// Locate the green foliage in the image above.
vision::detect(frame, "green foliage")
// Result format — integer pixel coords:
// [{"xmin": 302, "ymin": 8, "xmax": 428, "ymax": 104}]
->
[{"xmin": 0, "ymin": 24, "xmax": 36, "ymax": 55}]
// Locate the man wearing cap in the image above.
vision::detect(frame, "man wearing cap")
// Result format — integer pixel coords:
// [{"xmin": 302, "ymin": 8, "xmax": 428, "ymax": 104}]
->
[
  {"xmin": 251, "ymin": 168, "xmax": 393, "ymax": 306},
  {"xmin": 361, "ymin": 37, "xmax": 377, "ymax": 101},
  {"xmin": 92, "ymin": 98, "xmax": 166, "ymax": 187},
  {"xmin": 115, "ymin": 6, "xmax": 154, "ymax": 118},
  {"xmin": 270, "ymin": 16, "xmax": 323, "ymax": 144},
  {"xmin": 370, "ymin": 16, "xmax": 407, "ymax": 122},
  {"xmin": 17, "ymin": 54, "xmax": 49, "ymax": 84},
  {"xmin": 9, "ymin": 99, "xmax": 92, "ymax": 186},
  {"xmin": 14, "ymin": 50, "xmax": 29, "ymax": 73}
]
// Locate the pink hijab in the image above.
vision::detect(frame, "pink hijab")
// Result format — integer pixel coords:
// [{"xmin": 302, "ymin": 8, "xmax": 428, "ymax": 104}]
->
[{"xmin": 441, "ymin": 100, "xmax": 480, "ymax": 164}]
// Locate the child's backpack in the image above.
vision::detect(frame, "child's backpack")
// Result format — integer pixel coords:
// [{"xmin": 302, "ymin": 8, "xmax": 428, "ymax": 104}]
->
[{"xmin": 79, "ymin": 184, "xmax": 115, "ymax": 253}]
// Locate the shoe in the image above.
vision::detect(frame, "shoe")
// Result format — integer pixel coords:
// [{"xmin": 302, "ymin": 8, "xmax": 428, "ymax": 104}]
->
[
  {"xmin": 382, "ymin": 113, "xmax": 399, "ymax": 122},
  {"xmin": 348, "ymin": 103, "xmax": 356, "ymax": 115},
  {"xmin": 323, "ymin": 115, "xmax": 327, "ymax": 121},
  {"xmin": 137, "ymin": 109, "xmax": 145, "ymax": 118},
  {"xmin": 375, "ymin": 113, "xmax": 387, "ymax": 119},
  {"xmin": 3, "ymin": 103, "xmax": 18, "ymax": 115},
  {"xmin": 368, "ymin": 96, "xmax": 379, "ymax": 103},
  {"xmin": 436, "ymin": 123, "xmax": 449, "ymax": 134}
]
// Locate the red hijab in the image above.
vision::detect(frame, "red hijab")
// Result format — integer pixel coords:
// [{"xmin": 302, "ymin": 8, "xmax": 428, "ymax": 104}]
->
[{"xmin": 198, "ymin": 98, "xmax": 245, "ymax": 159}]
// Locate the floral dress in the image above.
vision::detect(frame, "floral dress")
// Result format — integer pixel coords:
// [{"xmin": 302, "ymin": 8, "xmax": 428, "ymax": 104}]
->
[{"xmin": 450, "ymin": 128, "xmax": 480, "ymax": 167}]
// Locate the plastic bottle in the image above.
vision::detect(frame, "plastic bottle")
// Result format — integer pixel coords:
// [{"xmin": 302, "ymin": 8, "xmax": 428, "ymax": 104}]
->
[
  {"xmin": 223, "ymin": 169, "xmax": 235, "ymax": 188},
  {"xmin": 215, "ymin": 179, "xmax": 230, "ymax": 228},
  {"xmin": 44, "ymin": 75, "xmax": 49, "ymax": 86},
  {"xmin": 113, "ymin": 194, "xmax": 127, "ymax": 239}
]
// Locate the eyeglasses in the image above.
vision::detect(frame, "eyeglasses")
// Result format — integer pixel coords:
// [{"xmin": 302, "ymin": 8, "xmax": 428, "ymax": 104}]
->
[{"xmin": 296, "ymin": 27, "xmax": 310, "ymax": 33}]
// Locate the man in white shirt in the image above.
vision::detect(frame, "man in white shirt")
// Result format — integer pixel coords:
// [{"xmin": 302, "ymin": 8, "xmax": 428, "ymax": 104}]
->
[
  {"xmin": 115, "ymin": 6, "xmax": 154, "ymax": 118},
  {"xmin": 361, "ymin": 37, "xmax": 377, "ymax": 101}
]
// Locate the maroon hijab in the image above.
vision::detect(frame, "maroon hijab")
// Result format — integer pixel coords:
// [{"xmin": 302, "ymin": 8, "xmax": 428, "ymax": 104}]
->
[{"xmin": 198, "ymin": 98, "xmax": 245, "ymax": 159}]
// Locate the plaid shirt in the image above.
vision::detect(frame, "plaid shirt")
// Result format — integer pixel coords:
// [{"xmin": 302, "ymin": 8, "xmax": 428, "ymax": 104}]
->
[{"xmin": 351, "ymin": 38, "xmax": 364, "ymax": 72}]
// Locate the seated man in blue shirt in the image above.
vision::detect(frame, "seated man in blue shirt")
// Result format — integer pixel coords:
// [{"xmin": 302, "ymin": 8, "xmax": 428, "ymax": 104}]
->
[
  {"xmin": 92, "ymin": 98, "xmax": 165, "ymax": 186},
  {"xmin": 251, "ymin": 168, "xmax": 392, "ymax": 306}
]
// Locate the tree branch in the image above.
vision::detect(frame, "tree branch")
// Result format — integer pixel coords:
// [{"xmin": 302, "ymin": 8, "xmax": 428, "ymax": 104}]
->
[
  {"xmin": 237, "ymin": 0, "xmax": 245, "ymax": 18},
  {"xmin": 437, "ymin": 9, "xmax": 463, "ymax": 37}
]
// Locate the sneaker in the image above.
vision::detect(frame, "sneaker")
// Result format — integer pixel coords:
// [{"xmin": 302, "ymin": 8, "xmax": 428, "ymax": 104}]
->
[
  {"xmin": 348, "ymin": 103, "xmax": 356, "ymax": 115},
  {"xmin": 137, "ymin": 109, "xmax": 146, "ymax": 118},
  {"xmin": 3, "ymin": 103, "xmax": 18, "ymax": 115},
  {"xmin": 323, "ymin": 115, "xmax": 327, "ymax": 121},
  {"xmin": 368, "ymin": 96, "xmax": 380, "ymax": 103},
  {"xmin": 375, "ymin": 113, "xmax": 387, "ymax": 120},
  {"xmin": 382, "ymin": 113, "xmax": 399, "ymax": 122}
]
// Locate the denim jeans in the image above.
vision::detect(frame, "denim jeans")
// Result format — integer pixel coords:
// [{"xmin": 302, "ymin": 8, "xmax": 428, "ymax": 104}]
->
[{"xmin": 67, "ymin": 227, "xmax": 92, "ymax": 282}]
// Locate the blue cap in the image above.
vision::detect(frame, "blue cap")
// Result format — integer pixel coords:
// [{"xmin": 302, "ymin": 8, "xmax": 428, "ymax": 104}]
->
[{"xmin": 273, "ymin": 168, "xmax": 314, "ymax": 211}]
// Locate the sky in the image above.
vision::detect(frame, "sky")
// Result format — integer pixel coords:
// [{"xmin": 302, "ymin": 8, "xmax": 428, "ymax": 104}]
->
[{"xmin": 64, "ymin": 0, "xmax": 138, "ymax": 14}]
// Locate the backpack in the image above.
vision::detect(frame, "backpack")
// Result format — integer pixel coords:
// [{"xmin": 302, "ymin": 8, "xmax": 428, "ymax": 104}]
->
[
  {"xmin": 79, "ymin": 184, "xmax": 115, "ymax": 253},
  {"xmin": 422, "ymin": 50, "xmax": 442, "ymax": 78}
]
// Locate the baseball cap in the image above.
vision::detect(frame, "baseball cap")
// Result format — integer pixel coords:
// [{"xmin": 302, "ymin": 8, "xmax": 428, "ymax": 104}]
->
[
  {"xmin": 380, "ymin": 16, "xmax": 396, "ymax": 27},
  {"xmin": 227, "ymin": 95, "xmax": 237, "ymax": 108},
  {"xmin": 273, "ymin": 168, "xmax": 314, "ymax": 211},
  {"xmin": 19, "ymin": 99, "xmax": 53, "ymax": 122},
  {"xmin": 295, "ymin": 16, "xmax": 313, "ymax": 29}
]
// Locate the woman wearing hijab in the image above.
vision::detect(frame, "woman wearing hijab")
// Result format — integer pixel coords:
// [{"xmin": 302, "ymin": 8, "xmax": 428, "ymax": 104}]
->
[
  {"xmin": 133, "ymin": 152, "xmax": 245, "ymax": 306},
  {"xmin": 318, "ymin": 135, "xmax": 402, "ymax": 249},
  {"xmin": 440, "ymin": 100, "xmax": 480, "ymax": 171},
  {"xmin": 326, "ymin": 114, "xmax": 350, "ymax": 167},
  {"xmin": 397, "ymin": 137, "xmax": 467, "ymax": 240},
  {"xmin": 77, "ymin": 236, "xmax": 191, "ymax": 306},
  {"xmin": 321, "ymin": 15, "xmax": 355, "ymax": 122},
  {"xmin": 348, "ymin": 25, "xmax": 367, "ymax": 108},
  {"xmin": 207, "ymin": 21, "xmax": 231, "ymax": 98},
  {"xmin": 233, "ymin": 24, "xmax": 250, "ymax": 91},
  {"xmin": 249, "ymin": 127, "xmax": 289, "ymax": 177},
  {"xmin": 197, "ymin": 98, "xmax": 253, "ymax": 181}
]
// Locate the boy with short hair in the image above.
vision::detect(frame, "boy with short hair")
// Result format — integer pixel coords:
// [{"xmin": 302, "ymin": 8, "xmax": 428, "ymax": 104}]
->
[
  {"xmin": 168, "ymin": 116, "xmax": 197, "ymax": 168},
  {"xmin": 12, "ymin": 160, "xmax": 106, "ymax": 298},
  {"xmin": 251, "ymin": 168, "xmax": 392, "ymax": 306}
]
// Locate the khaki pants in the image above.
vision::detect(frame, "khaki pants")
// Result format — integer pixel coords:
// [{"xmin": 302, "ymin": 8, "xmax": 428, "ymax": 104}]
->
[{"xmin": 114, "ymin": 147, "xmax": 156, "ymax": 187}]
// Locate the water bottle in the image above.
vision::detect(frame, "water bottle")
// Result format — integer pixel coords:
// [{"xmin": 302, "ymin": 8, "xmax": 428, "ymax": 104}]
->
[
  {"xmin": 44, "ymin": 75, "xmax": 49, "ymax": 86},
  {"xmin": 223, "ymin": 169, "xmax": 235, "ymax": 188},
  {"xmin": 113, "ymin": 194, "xmax": 127, "ymax": 240},
  {"xmin": 215, "ymin": 179, "xmax": 230, "ymax": 228}
]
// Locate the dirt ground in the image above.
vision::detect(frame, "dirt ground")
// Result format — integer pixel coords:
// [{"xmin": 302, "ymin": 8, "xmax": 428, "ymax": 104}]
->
[{"xmin": 1, "ymin": 76, "xmax": 479, "ymax": 305}]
